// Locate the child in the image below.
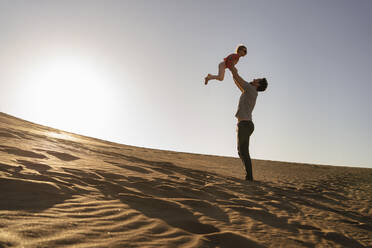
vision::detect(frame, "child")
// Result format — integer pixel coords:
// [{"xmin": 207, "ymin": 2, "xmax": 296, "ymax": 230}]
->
[{"xmin": 205, "ymin": 45, "xmax": 247, "ymax": 85}]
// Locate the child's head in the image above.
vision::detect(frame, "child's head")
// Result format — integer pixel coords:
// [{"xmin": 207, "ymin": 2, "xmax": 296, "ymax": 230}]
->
[{"xmin": 236, "ymin": 45, "xmax": 247, "ymax": 56}]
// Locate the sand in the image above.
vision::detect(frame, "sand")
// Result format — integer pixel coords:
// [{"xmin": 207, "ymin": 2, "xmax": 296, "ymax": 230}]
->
[{"xmin": 0, "ymin": 112, "xmax": 371, "ymax": 248}]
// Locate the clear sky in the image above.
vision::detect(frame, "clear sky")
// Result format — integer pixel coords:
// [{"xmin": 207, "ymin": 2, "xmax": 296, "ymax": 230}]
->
[{"xmin": 1, "ymin": 0, "xmax": 371, "ymax": 168}]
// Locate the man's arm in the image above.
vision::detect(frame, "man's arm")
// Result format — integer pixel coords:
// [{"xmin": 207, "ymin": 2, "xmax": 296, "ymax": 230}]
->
[{"xmin": 229, "ymin": 66, "xmax": 249, "ymax": 92}]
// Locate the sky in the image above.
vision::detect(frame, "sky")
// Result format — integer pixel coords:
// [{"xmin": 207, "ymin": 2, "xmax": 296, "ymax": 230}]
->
[{"xmin": 0, "ymin": 0, "xmax": 371, "ymax": 168}]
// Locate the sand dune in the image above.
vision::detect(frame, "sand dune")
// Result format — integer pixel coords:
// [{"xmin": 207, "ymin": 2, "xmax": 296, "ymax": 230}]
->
[{"xmin": 0, "ymin": 112, "xmax": 371, "ymax": 248}]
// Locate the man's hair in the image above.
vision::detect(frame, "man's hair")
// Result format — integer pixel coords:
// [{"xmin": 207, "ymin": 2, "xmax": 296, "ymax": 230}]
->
[{"xmin": 257, "ymin": 78, "xmax": 268, "ymax": 92}]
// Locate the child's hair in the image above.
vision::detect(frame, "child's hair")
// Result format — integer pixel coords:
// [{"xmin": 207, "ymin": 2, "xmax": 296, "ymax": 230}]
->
[{"xmin": 235, "ymin": 44, "xmax": 247, "ymax": 53}]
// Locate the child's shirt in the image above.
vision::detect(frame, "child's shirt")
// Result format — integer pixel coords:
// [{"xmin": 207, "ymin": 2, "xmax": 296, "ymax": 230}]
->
[{"xmin": 224, "ymin": 53, "xmax": 240, "ymax": 69}]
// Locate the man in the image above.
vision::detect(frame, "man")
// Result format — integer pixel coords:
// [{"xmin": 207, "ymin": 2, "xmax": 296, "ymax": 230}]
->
[{"xmin": 229, "ymin": 66, "xmax": 268, "ymax": 181}]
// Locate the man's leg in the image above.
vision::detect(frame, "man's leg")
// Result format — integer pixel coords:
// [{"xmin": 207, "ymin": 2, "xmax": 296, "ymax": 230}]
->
[{"xmin": 237, "ymin": 121, "xmax": 254, "ymax": 180}]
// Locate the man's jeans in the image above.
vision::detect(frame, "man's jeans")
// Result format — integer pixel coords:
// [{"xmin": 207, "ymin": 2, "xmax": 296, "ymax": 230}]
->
[{"xmin": 237, "ymin": 120, "xmax": 254, "ymax": 180}]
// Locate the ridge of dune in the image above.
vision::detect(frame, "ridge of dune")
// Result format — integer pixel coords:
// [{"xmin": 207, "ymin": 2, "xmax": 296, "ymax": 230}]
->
[{"xmin": 0, "ymin": 112, "xmax": 371, "ymax": 248}]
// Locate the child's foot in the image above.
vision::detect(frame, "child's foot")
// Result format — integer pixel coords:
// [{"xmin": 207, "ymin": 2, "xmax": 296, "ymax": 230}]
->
[{"xmin": 204, "ymin": 74, "xmax": 211, "ymax": 85}]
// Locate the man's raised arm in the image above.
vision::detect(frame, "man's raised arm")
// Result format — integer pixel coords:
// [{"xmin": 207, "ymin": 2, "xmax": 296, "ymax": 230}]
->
[{"xmin": 229, "ymin": 66, "xmax": 249, "ymax": 92}]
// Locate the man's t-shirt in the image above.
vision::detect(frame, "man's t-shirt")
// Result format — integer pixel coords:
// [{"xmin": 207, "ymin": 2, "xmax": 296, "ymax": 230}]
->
[{"xmin": 235, "ymin": 82, "xmax": 258, "ymax": 121}]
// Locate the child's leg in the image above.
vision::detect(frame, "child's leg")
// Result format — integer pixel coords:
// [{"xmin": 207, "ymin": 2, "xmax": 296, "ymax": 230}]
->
[
  {"xmin": 211, "ymin": 62, "xmax": 226, "ymax": 81},
  {"xmin": 205, "ymin": 62, "xmax": 226, "ymax": 84}
]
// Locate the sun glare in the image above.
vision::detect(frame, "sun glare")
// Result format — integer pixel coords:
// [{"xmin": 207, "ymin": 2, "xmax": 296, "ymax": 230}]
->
[
  {"xmin": 46, "ymin": 131, "xmax": 78, "ymax": 141},
  {"xmin": 18, "ymin": 55, "xmax": 119, "ymax": 132}
]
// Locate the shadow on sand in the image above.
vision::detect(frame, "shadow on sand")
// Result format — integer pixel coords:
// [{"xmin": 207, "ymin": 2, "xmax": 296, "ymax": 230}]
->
[{"xmin": 0, "ymin": 143, "xmax": 370, "ymax": 247}]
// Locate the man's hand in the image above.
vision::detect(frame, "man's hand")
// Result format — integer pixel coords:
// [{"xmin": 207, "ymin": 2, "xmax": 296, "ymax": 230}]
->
[{"xmin": 229, "ymin": 66, "xmax": 238, "ymax": 75}]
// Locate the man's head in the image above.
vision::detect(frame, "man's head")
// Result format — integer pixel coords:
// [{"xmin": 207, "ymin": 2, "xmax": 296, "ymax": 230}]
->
[{"xmin": 251, "ymin": 78, "xmax": 268, "ymax": 92}]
